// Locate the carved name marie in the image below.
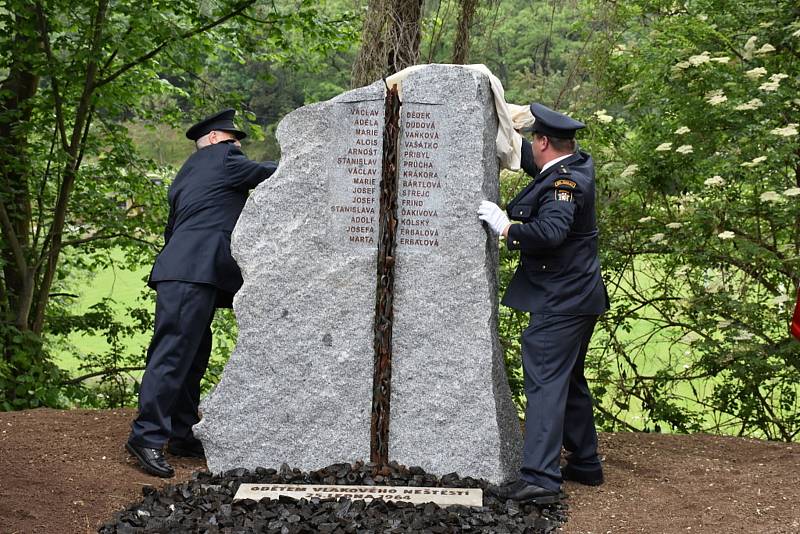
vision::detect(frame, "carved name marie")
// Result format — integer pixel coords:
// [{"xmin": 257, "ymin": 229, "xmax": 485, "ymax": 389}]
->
[{"xmin": 329, "ymin": 102, "xmax": 444, "ymax": 251}]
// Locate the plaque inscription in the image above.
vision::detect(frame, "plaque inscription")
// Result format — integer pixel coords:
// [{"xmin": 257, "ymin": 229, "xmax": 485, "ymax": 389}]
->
[
  {"xmin": 397, "ymin": 104, "xmax": 444, "ymax": 251},
  {"xmin": 234, "ymin": 483, "xmax": 483, "ymax": 507},
  {"xmin": 329, "ymin": 102, "xmax": 383, "ymax": 248}
]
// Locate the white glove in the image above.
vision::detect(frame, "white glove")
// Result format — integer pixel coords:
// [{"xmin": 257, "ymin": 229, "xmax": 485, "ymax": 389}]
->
[{"xmin": 477, "ymin": 200, "xmax": 510, "ymax": 236}]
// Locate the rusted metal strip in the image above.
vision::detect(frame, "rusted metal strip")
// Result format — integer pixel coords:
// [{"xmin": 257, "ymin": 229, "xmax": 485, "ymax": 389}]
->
[{"xmin": 370, "ymin": 85, "xmax": 401, "ymax": 466}]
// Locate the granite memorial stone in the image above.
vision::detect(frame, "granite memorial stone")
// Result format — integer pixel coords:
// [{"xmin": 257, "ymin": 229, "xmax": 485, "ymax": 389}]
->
[{"xmin": 194, "ymin": 64, "xmax": 522, "ymax": 484}]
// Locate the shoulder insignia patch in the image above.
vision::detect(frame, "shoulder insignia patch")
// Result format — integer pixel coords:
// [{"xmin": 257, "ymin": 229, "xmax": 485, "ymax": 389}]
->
[
  {"xmin": 555, "ymin": 189, "xmax": 573, "ymax": 202},
  {"xmin": 554, "ymin": 178, "xmax": 577, "ymax": 189}
]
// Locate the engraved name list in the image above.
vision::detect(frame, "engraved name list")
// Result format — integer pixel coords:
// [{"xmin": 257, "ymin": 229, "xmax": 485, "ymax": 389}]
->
[
  {"xmin": 397, "ymin": 105, "xmax": 444, "ymax": 251},
  {"xmin": 329, "ymin": 103, "xmax": 383, "ymax": 248}
]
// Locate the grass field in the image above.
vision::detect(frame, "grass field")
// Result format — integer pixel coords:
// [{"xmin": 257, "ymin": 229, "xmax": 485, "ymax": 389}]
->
[
  {"xmin": 51, "ymin": 254, "xmax": 736, "ymax": 435},
  {"xmin": 54, "ymin": 254, "xmax": 152, "ymax": 373}
]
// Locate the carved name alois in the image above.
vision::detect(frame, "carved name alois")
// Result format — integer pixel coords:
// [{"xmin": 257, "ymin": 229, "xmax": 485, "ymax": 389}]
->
[
  {"xmin": 397, "ymin": 107, "xmax": 444, "ymax": 250},
  {"xmin": 329, "ymin": 103, "xmax": 384, "ymax": 248}
]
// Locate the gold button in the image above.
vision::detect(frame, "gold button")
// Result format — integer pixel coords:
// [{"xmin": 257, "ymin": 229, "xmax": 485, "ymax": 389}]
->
[
  {"xmin": 513, "ymin": 240, "xmax": 519, "ymax": 245},
  {"xmin": 541, "ymin": 265, "xmax": 546, "ymax": 268},
  {"xmin": 518, "ymin": 210, "xmax": 523, "ymax": 214}
]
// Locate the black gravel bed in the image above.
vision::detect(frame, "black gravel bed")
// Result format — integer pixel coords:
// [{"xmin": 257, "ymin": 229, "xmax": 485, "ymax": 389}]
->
[{"xmin": 99, "ymin": 461, "xmax": 567, "ymax": 533}]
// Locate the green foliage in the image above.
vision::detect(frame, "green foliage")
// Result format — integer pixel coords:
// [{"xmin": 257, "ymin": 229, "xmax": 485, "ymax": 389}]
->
[
  {"xmin": 0, "ymin": 0, "xmax": 359, "ymax": 410},
  {"xmin": 0, "ymin": 323, "xmax": 72, "ymax": 410},
  {"xmin": 421, "ymin": 0, "xmax": 590, "ymax": 105},
  {"xmin": 574, "ymin": 0, "xmax": 800, "ymax": 440}
]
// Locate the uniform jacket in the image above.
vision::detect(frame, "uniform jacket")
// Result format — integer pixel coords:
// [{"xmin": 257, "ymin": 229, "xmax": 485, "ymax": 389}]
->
[
  {"xmin": 502, "ymin": 138, "xmax": 608, "ymax": 315},
  {"xmin": 149, "ymin": 140, "xmax": 277, "ymax": 296}
]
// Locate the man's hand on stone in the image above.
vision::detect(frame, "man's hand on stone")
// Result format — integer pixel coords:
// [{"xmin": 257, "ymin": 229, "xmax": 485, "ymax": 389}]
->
[{"xmin": 477, "ymin": 201, "xmax": 510, "ymax": 238}]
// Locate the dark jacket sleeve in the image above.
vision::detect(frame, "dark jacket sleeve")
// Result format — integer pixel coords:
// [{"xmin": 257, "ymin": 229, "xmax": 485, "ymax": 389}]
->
[
  {"xmin": 507, "ymin": 179, "xmax": 582, "ymax": 250},
  {"xmin": 520, "ymin": 138, "xmax": 540, "ymax": 178},
  {"xmin": 225, "ymin": 145, "xmax": 278, "ymax": 191}
]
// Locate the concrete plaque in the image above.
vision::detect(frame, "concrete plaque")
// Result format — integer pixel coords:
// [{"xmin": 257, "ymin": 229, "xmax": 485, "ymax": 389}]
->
[{"xmin": 233, "ymin": 483, "xmax": 483, "ymax": 507}]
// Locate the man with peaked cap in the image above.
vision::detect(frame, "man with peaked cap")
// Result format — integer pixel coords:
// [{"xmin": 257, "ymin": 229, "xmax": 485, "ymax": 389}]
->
[
  {"xmin": 126, "ymin": 108, "xmax": 278, "ymax": 477},
  {"xmin": 478, "ymin": 103, "xmax": 609, "ymax": 502}
]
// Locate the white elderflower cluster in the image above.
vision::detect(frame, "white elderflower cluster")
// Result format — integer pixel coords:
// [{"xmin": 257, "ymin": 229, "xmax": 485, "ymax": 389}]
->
[
  {"xmin": 594, "ymin": 109, "xmax": 614, "ymax": 123},
  {"xmin": 704, "ymin": 175, "xmax": 725, "ymax": 186},
  {"xmin": 655, "ymin": 142, "xmax": 673, "ymax": 152},
  {"xmin": 649, "ymin": 233, "xmax": 666, "ymax": 243},
  {"xmin": 759, "ymin": 191, "xmax": 783, "ymax": 202},
  {"xmin": 760, "ymin": 73, "xmax": 788, "ymax": 92},
  {"xmin": 688, "ymin": 52, "xmax": 711, "ymax": 66},
  {"xmin": 638, "ymin": 216, "xmax": 654, "ymax": 223},
  {"xmin": 705, "ymin": 279, "xmax": 725, "ymax": 293},
  {"xmin": 705, "ymin": 89, "xmax": 727, "ymax": 106},
  {"xmin": 717, "ymin": 231, "xmax": 735, "ymax": 239},
  {"xmin": 620, "ymin": 164, "xmax": 639, "ymax": 178},
  {"xmin": 674, "ymin": 126, "xmax": 691, "ymax": 134},
  {"xmin": 783, "ymin": 187, "xmax": 800, "ymax": 197},
  {"xmin": 754, "ymin": 43, "xmax": 776, "ymax": 55},
  {"xmin": 685, "ymin": 51, "xmax": 729, "ymax": 66},
  {"xmin": 770, "ymin": 124, "xmax": 798, "ymax": 137},
  {"xmin": 744, "ymin": 67, "xmax": 767, "ymax": 79},
  {"xmin": 740, "ymin": 156, "xmax": 767, "ymax": 167},
  {"xmin": 676, "ymin": 144, "xmax": 694, "ymax": 154},
  {"xmin": 735, "ymin": 98, "xmax": 764, "ymax": 111},
  {"xmin": 743, "ymin": 36, "xmax": 759, "ymax": 58},
  {"xmin": 666, "ymin": 222, "xmax": 683, "ymax": 229},
  {"xmin": 772, "ymin": 294, "xmax": 791, "ymax": 306}
]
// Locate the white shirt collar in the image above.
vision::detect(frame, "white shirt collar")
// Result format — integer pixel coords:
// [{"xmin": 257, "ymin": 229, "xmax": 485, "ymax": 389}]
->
[{"xmin": 540, "ymin": 153, "xmax": 572, "ymax": 173}]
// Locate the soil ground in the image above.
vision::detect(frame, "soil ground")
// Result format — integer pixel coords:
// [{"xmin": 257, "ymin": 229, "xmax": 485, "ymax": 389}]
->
[{"xmin": 0, "ymin": 408, "xmax": 798, "ymax": 533}]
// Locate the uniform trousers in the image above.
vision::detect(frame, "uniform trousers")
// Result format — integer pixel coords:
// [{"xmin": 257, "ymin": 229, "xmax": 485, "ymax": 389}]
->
[
  {"xmin": 519, "ymin": 313, "xmax": 601, "ymax": 491},
  {"xmin": 129, "ymin": 281, "xmax": 218, "ymax": 448}
]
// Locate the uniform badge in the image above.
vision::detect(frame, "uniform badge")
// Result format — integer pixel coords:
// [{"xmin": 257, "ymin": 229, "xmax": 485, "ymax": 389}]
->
[
  {"xmin": 555, "ymin": 189, "xmax": 573, "ymax": 202},
  {"xmin": 554, "ymin": 179, "xmax": 576, "ymax": 189}
]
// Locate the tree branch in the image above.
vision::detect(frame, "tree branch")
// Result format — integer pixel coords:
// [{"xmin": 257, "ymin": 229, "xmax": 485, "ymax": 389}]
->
[
  {"xmin": 61, "ymin": 365, "xmax": 146, "ymax": 385},
  {"xmin": 94, "ymin": 0, "xmax": 256, "ymax": 90},
  {"xmin": 62, "ymin": 232, "xmax": 160, "ymax": 250},
  {"xmin": 33, "ymin": 2, "xmax": 69, "ymax": 151}
]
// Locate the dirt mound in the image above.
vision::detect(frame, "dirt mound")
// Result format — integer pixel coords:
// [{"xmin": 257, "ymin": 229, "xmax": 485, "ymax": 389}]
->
[{"xmin": 0, "ymin": 408, "xmax": 797, "ymax": 533}]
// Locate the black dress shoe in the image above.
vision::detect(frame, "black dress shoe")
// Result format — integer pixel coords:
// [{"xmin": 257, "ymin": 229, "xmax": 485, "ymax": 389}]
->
[
  {"xmin": 488, "ymin": 479, "xmax": 564, "ymax": 504},
  {"xmin": 167, "ymin": 439, "xmax": 205, "ymax": 458},
  {"xmin": 125, "ymin": 441, "xmax": 175, "ymax": 478},
  {"xmin": 561, "ymin": 464, "xmax": 604, "ymax": 486}
]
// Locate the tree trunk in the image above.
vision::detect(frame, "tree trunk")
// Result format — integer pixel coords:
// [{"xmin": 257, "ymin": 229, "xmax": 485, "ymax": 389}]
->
[
  {"xmin": 351, "ymin": 0, "xmax": 424, "ymax": 88},
  {"xmin": 452, "ymin": 0, "xmax": 479, "ymax": 64},
  {"xmin": 31, "ymin": 0, "xmax": 108, "ymax": 335},
  {"xmin": 0, "ymin": 10, "xmax": 40, "ymax": 337}
]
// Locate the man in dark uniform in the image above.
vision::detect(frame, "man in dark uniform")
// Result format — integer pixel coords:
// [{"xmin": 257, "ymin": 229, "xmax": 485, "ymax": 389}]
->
[
  {"xmin": 478, "ymin": 103, "xmax": 608, "ymax": 502},
  {"xmin": 126, "ymin": 109, "xmax": 278, "ymax": 477}
]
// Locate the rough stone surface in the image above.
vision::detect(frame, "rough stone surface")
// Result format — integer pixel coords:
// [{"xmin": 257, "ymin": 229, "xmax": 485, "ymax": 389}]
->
[
  {"xmin": 195, "ymin": 65, "xmax": 522, "ymax": 482},
  {"xmin": 194, "ymin": 82, "xmax": 386, "ymax": 473},
  {"xmin": 388, "ymin": 66, "xmax": 522, "ymax": 484}
]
